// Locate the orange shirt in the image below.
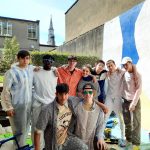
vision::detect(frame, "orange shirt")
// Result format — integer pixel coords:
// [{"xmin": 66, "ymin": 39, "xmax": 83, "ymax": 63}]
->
[{"xmin": 57, "ymin": 66, "xmax": 82, "ymax": 96}]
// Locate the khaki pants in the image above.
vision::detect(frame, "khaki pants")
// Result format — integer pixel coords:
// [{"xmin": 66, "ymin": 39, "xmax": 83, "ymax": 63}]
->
[{"xmin": 122, "ymin": 98, "xmax": 141, "ymax": 145}]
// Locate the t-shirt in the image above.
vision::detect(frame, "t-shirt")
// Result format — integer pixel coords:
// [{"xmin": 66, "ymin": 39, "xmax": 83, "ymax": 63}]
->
[
  {"xmin": 32, "ymin": 68, "xmax": 58, "ymax": 106},
  {"xmin": 91, "ymin": 69, "xmax": 107, "ymax": 103},
  {"xmin": 56, "ymin": 102, "xmax": 72, "ymax": 145}
]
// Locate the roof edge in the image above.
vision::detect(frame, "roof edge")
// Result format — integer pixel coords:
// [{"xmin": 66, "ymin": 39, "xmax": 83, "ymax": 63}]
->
[
  {"xmin": 0, "ymin": 16, "xmax": 39, "ymax": 23},
  {"xmin": 65, "ymin": 0, "xmax": 79, "ymax": 14}
]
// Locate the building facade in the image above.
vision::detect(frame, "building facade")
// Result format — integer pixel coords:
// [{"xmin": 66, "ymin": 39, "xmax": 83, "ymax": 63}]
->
[
  {"xmin": 65, "ymin": 0, "xmax": 144, "ymax": 42},
  {"xmin": 0, "ymin": 16, "xmax": 40, "ymax": 51}
]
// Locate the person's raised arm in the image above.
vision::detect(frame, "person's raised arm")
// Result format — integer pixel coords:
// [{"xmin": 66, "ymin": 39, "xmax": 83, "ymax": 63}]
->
[{"xmin": 94, "ymin": 100, "xmax": 108, "ymax": 114}]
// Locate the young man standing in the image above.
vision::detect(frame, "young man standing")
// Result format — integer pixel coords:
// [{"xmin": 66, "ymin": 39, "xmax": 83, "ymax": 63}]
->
[
  {"xmin": 91, "ymin": 60, "xmax": 107, "ymax": 103},
  {"xmin": 103, "ymin": 60, "xmax": 126, "ymax": 147},
  {"xmin": 121, "ymin": 57, "xmax": 142, "ymax": 150},
  {"xmin": 1, "ymin": 50, "xmax": 33, "ymax": 148},
  {"xmin": 57, "ymin": 55, "xmax": 82, "ymax": 96},
  {"xmin": 34, "ymin": 83, "xmax": 88, "ymax": 150},
  {"xmin": 31, "ymin": 54, "xmax": 58, "ymax": 149}
]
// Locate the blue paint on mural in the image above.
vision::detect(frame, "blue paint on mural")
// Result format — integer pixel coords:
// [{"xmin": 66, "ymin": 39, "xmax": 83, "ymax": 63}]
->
[{"xmin": 119, "ymin": 2, "xmax": 144, "ymax": 64}]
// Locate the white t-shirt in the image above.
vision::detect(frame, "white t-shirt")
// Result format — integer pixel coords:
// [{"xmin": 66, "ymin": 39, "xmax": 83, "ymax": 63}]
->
[{"xmin": 32, "ymin": 68, "xmax": 58, "ymax": 106}]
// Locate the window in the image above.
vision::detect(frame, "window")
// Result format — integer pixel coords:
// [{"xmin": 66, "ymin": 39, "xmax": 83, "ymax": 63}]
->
[
  {"xmin": 0, "ymin": 21, "xmax": 12, "ymax": 36},
  {"xmin": 28, "ymin": 24, "xmax": 37, "ymax": 39}
]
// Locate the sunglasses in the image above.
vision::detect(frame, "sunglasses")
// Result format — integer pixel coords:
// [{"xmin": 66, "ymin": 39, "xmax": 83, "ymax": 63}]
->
[
  {"xmin": 43, "ymin": 59, "xmax": 54, "ymax": 64},
  {"xmin": 83, "ymin": 91, "xmax": 93, "ymax": 95}
]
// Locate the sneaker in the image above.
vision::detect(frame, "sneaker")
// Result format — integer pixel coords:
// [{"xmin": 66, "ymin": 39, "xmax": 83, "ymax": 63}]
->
[
  {"xmin": 132, "ymin": 145, "xmax": 140, "ymax": 150},
  {"xmin": 118, "ymin": 139, "xmax": 126, "ymax": 147}
]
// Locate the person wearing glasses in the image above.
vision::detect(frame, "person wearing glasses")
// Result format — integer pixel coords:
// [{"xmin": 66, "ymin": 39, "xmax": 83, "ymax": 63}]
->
[
  {"xmin": 77, "ymin": 64, "xmax": 100, "ymax": 98},
  {"xmin": 31, "ymin": 54, "xmax": 58, "ymax": 149},
  {"xmin": 73, "ymin": 83, "xmax": 107, "ymax": 150},
  {"xmin": 77, "ymin": 64, "xmax": 108, "ymax": 114}
]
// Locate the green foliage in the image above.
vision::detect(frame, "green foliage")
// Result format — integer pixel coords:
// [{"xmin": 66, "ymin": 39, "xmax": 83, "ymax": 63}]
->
[
  {"xmin": 0, "ymin": 37, "xmax": 19, "ymax": 72},
  {"xmin": 0, "ymin": 75, "xmax": 4, "ymax": 83},
  {"xmin": 3, "ymin": 36, "xmax": 19, "ymax": 63},
  {"xmin": 31, "ymin": 51, "xmax": 99, "ymax": 68}
]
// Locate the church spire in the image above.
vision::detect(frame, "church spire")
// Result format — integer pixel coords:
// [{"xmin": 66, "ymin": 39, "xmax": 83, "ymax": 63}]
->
[{"xmin": 47, "ymin": 15, "xmax": 55, "ymax": 46}]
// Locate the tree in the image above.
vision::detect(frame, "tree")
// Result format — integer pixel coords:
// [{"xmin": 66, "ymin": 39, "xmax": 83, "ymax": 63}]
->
[{"xmin": 0, "ymin": 37, "xmax": 20, "ymax": 72}]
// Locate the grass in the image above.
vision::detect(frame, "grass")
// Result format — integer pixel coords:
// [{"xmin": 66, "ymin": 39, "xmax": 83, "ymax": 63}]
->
[
  {"xmin": 0, "ymin": 75, "xmax": 4, "ymax": 83},
  {"xmin": 0, "ymin": 133, "xmax": 32, "ymax": 146}
]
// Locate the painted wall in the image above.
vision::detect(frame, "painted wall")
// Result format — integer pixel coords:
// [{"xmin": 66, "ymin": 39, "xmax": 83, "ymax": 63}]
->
[
  {"xmin": 102, "ymin": 0, "xmax": 150, "ymax": 130},
  {"xmin": 65, "ymin": 0, "xmax": 144, "ymax": 42}
]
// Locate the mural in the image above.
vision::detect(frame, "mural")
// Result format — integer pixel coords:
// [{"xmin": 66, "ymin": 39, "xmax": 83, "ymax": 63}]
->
[{"xmin": 102, "ymin": 0, "xmax": 150, "ymax": 137}]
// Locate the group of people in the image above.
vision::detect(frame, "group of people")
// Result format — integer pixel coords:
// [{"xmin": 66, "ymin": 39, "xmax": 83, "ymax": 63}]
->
[{"xmin": 1, "ymin": 50, "xmax": 142, "ymax": 150}]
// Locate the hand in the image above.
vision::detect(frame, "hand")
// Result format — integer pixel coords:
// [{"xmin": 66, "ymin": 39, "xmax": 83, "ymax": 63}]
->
[
  {"xmin": 34, "ymin": 66, "xmax": 41, "ymax": 72},
  {"xmin": 92, "ymin": 75, "xmax": 97, "ymax": 83},
  {"xmin": 89, "ymin": 74, "xmax": 97, "ymax": 83},
  {"xmin": 129, "ymin": 103, "xmax": 135, "ymax": 112},
  {"xmin": 6, "ymin": 109, "xmax": 15, "ymax": 117},
  {"xmin": 54, "ymin": 69, "xmax": 59, "ymax": 77},
  {"xmin": 97, "ymin": 139, "xmax": 107, "ymax": 150},
  {"xmin": 102, "ymin": 105, "xmax": 109, "ymax": 114}
]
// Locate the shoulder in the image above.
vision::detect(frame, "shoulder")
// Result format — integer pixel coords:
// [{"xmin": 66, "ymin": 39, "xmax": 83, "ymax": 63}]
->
[
  {"xmin": 75, "ymin": 68, "xmax": 82, "ymax": 72},
  {"xmin": 68, "ymin": 96, "xmax": 81, "ymax": 106},
  {"xmin": 41, "ymin": 101, "xmax": 54, "ymax": 114}
]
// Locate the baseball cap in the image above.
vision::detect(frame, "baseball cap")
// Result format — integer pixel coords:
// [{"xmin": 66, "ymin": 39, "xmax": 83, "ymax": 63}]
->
[
  {"xmin": 67, "ymin": 55, "xmax": 77, "ymax": 60},
  {"xmin": 121, "ymin": 57, "xmax": 132, "ymax": 65}
]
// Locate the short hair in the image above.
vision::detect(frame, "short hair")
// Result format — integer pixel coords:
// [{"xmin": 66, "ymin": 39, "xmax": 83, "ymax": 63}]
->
[
  {"xmin": 82, "ymin": 83, "xmax": 95, "ymax": 91},
  {"xmin": 17, "ymin": 50, "xmax": 30, "ymax": 59},
  {"xmin": 67, "ymin": 55, "xmax": 77, "ymax": 61},
  {"xmin": 56, "ymin": 83, "xmax": 69, "ymax": 94},
  {"xmin": 96, "ymin": 60, "xmax": 105, "ymax": 65},
  {"xmin": 42, "ymin": 54, "xmax": 55, "ymax": 64},
  {"xmin": 82, "ymin": 64, "xmax": 92, "ymax": 72},
  {"xmin": 106, "ymin": 59, "xmax": 115, "ymax": 65},
  {"xmin": 43, "ymin": 54, "xmax": 55, "ymax": 61}
]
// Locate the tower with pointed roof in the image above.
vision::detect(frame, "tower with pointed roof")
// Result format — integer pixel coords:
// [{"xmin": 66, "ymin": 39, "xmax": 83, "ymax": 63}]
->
[{"xmin": 47, "ymin": 16, "xmax": 55, "ymax": 46}]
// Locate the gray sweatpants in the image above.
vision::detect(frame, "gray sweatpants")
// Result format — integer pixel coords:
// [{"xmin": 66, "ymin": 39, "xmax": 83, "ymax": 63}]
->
[{"xmin": 122, "ymin": 98, "xmax": 141, "ymax": 145}]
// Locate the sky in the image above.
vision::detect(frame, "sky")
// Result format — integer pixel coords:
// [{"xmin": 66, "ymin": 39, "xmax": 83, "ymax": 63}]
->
[{"xmin": 0, "ymin": 0, "xmax": 76, "ymax": 46}]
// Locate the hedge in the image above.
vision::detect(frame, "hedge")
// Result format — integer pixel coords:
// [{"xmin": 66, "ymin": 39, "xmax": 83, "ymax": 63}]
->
[{"xmin": 31, "ymin": 51, "xmax": 99, "ymax": 68}]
